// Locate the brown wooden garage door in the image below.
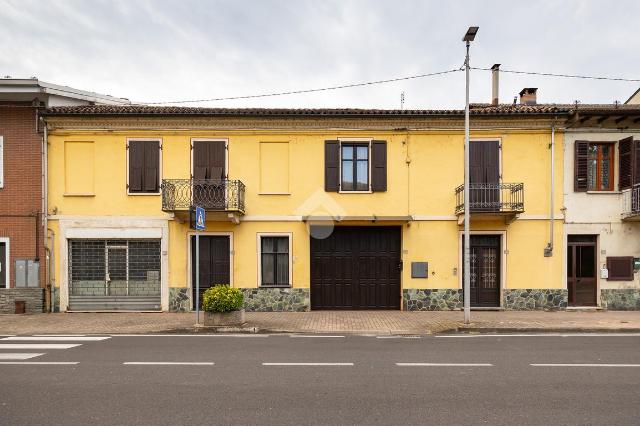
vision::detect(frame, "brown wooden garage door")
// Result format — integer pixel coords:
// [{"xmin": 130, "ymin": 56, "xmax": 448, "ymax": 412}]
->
[{"xmin": 310, "ymin": 226, "xmax": 401, "ymax": 310}]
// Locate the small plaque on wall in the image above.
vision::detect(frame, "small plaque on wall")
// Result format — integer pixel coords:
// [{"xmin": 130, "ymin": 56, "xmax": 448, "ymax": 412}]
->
[{"xmin": 411, "ymin": 262, "xmax": 428, "ymax": 278}]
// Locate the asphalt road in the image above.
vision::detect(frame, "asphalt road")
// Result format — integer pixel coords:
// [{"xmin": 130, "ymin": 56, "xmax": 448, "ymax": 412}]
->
[{"xmin": 1, "ymin": 333, "xmax": 639, "ymax": 425}]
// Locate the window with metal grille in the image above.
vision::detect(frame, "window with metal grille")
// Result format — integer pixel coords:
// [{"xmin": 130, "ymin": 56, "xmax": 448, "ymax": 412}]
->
[
  {"xmin": 68, "ymin": 239, "xmax": 161, "ymax": 296},
  {"xmin": 260, "ymin": 236, "xmax": 290, "ymax": 287}
]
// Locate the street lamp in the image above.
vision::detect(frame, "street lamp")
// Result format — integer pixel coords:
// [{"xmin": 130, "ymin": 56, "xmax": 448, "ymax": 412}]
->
[{"xmin": 463, "ymin": 26, "xmax": 478, "ymax": 325}]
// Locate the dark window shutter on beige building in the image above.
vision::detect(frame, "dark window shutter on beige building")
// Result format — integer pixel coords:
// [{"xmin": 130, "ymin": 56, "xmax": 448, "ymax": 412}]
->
[
  {"xmin": 325, "ymin": 140, "xmax": 339, "ymax": 192},
  {"xmin": 129, "ymin": 140, "xmax": 159, "ymax": 193},
  {"xmin": 619, "ymin": 137, "xmax": 633, "ymax": 190},
  {"xmin": 574, "ymin": 140, "xmax": 589, "ymax": 192},
  {"xmin": 371, "ymin": 140, "xmax": 387, "ymax": 192},
  {"xmin": 144, "ymin": 141, "xmax": 160, "ymax": 192},
  {"xmin": 606, "ymin": 256, "xmax": 634, "ymax": 281},
  {"xmin": 128, "ymin": 141, "xmax": 144, "ymax": 192}
]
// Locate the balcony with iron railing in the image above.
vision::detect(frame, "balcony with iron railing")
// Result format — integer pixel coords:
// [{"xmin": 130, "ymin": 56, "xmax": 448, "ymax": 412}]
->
[
  {"xmin": 621, "ymin": 184, "xmax": 640, "ymax": 221},
  {"xmin": 161, "ymin": 179, "xmax": 246, "ymax": 215},
  {"xmin": 455, "ymin": 183, "xmax": 525, "ymax": 220}
]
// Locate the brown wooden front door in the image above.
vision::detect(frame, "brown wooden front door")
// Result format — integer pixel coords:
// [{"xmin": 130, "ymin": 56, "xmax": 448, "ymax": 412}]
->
[
  {"xmin": 192, "ymin": 141, "xmax": 226, "ymax": 209},
  {"xmin": 191, "ymin": 235, "xmax": 230, "ymax": 309},
  {"xmin": 470, "ymin": 141, "xmax": 500, "ymax": 211},
  {"xmin": 567, "ymin": 235, "xmax": 597, "ymax": 307},
  {"xmin": 463, "ymin": 235, "xmax": 501, "ymax": 307},
  {"xmin": 310, "ymin": 226, "xmax": 401, "ymax": 310}
]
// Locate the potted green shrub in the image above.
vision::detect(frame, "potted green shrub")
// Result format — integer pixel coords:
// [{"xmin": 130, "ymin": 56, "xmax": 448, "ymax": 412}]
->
[{"xmin": 202, "ymin": 285, "xmax": 245, "ymax": 326}]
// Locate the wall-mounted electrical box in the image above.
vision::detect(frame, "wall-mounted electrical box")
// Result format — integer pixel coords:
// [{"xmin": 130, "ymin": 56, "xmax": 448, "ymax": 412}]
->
[
  {"xmin": 15, "ymin": 259, "xmax": 39, "ymax": 288},
  {"xmin": 411, "ymin": 262, "xmax": 428, "ymax": 278}
]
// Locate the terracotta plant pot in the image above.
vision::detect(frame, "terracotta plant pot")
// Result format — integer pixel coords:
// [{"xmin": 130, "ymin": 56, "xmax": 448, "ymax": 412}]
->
[{"xmin": 203, "ymin": 309, "xmax": 246, "ymax": 327}]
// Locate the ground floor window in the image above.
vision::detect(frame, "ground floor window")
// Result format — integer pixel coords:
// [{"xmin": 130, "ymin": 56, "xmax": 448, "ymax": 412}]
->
[
  {"xmin": 260, "ymin": 235, "xmax": 290, "ymax": 287},
  {"xmin": 68, "ymin": 239, "xmax": 161, "ymax": 296}
]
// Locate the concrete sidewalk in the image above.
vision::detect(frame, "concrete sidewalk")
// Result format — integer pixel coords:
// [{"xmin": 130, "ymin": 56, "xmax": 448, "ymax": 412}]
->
[{"xmin": 1, "ymin": 310, "xmax": 640, "ymax": 335}]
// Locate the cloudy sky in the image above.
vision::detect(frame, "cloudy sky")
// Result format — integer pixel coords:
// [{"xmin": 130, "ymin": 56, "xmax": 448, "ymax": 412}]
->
[{"xmin": 1, "ymin": 0, "xmax": 639, "ymax": 109}]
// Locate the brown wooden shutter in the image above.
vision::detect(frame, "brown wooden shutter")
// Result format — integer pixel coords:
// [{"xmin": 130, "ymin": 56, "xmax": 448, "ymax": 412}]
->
[
  {"xmin": 193, "ymin": 142, "xmax": 208, "ymax": 179},
  {"xmin": 209, "ymin": 141, "xmax": 226, "ymax": 180},
  {"xmin": 606, "ymin": 256, "xmax": 634, "ymax": 281},
  {"xmin": 371, "ymin": 140, "xmax": 387, "ymax": 192},
  {"xmin": 143, "ymin": 141, "xmax": 160, "ymax": 192},
  {"xmin": 619, "ymin": 137, "xmax": 633, "ymax": 190},
  {"xmin": 325, "ymin": 140, "xmax": 339, "ymax": 192},
  {"xmin": 128, "ymin": 141, "xmax": 144, "ymax": 192},
  {"xmin": 574, "ymin": 140, "xmax": 589, "ymax": 192},
  {"xmin": 634, "ymin": 140, "xmax": 640, "ymax": 186}
]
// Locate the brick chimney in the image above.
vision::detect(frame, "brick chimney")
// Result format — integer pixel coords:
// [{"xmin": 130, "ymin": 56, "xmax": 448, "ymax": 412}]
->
[{"xmin": 519, "ymin": 88, "xmax": 538, "ymax": 105}]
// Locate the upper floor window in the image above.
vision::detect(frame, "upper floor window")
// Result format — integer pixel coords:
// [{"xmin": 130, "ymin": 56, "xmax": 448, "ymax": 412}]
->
[
  {"xmin": 128, "ymin": 139, "xmax": 161, "ymax": 194},
  {"xmin": 587, "ymin": 143, "xmax": 614, "ymax": 191},
  {"xmin": 0, "ymin": 135, "xmax": 4, "ymax": 188},
  {"xmin": 324, "ymin": 139, "xmax": 387, "ymax": 193},
  {"xmin": 341, "ymin": 144, "xmax": 369, "ymax": 191}
]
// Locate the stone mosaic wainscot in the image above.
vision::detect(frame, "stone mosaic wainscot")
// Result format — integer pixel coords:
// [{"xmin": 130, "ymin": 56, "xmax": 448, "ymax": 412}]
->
[
  {"xmin": 169, "ymin": 288, "xmax": 190, "ymax": 312},
  {"xmin": 403, "ymin": 289, "xmax": 463, "ymax": 311},
  {"xmin": 503, "ymin": 289, "xmax": 567, "ymax": 310},
  {"xmin": 601, "ymin": 289, "xmax": 640, "ymax": 310},
  {"xmin": 242, "ymin": 288, "xmax": 309, "ymax": 312},
  {"xmin": 0, "ymin": 288, "xmax": 45, "ymax": 314}
]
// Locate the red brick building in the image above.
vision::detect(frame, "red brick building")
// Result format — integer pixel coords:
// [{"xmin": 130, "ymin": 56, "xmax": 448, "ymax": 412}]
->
[{"xmin": 0, "ymin": 78, "xmax": 128, "ymax": 313}]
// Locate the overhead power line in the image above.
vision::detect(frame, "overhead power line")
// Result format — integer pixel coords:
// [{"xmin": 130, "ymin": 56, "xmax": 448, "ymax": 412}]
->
[
  {"xmin": 141, "ymin": 68, "xmax": 462, "ymax": 104},
  {"xmin": 138, "ymin": 66, "xmax": 640, "ymax": 105},
  {"xmin": 472, "ymin": 67, "xmax": 640, "ymax": 82}
]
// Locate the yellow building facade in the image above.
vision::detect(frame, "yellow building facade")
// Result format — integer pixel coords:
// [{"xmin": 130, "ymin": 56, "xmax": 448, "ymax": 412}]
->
[{"xmin": 44, "ymin": 106, "xmax": 566, "ymax": 312}]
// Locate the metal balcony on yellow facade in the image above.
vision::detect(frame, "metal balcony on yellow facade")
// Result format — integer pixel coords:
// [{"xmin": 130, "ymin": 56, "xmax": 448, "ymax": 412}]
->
[
  {"xmin": 455, "ymin": 183, "xmax": 524, "ymax": 223},
  {"xmin": 161, "ymin": 179, "xmax": 246, "ymax": 221}
]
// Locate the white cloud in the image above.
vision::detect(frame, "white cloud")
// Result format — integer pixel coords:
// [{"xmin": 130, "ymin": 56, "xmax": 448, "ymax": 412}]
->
[{"xmin": 0, "ymin": 0, "xmax": 638, "ymax": 108}]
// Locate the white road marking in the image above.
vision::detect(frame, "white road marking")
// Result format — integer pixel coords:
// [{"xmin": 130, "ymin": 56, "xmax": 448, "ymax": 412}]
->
[
  {"xmin": 123, "ymin": 362, "xmax": 215, "ymax": 365},
  {"xmin": 290, "ymin": 335, "xmax": 345, "ymax": 338},
  {"xmin": 262, "ymin": 362, "xmax": 354, "ymax": 366},
  {"xmin": 111, "ymin": 334, "xmax": 270, "ymax": 337},
  {"xmin": 0, "ymin": 344, "xmax": 81, "ymax": 350},
  {"xmin": 436, "ymin": 333, "xmax": 640, "ymax": 338},
  {"xmin": 0, "ymin": 353, "xmax": 44, "ymax": 360},
  {"xmin": 33, "ymin": 334, "xmax": 88, "ymax": 337},
  {"xmin": 531, "ymin": 363, "xmax": 640, "ymax": 368},
  {"xmin": 396, "ymin": 363, "xmax": 494, "ymax": 367},
  {"xmin": 3, "ymin": 336, "xmax": 110, "ymax": 342},
  {"xmin": 0, "ymin": 362, "xmax": 79, "ymax": 365},
  {"xmin": 377, "ymin": 336, "xmax": 422, "ymax": 339}
]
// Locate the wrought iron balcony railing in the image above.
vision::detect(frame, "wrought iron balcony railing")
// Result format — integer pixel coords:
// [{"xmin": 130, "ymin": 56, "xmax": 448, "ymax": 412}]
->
[
  {"xmin": 455, "ymin": 183, "xmax": 524, "ymax": 215},
  {"xmin": 161, "ymin": 179, "xmax": 245, "ymax": 214},
  {"xmin": 621, "ymin": 184, "xmax": 640, "ymax": 219}
]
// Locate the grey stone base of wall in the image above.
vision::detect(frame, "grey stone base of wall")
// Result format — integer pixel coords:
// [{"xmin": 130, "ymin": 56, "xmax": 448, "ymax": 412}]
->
[
  {"xmin": 403, "ymin": 289, "xmax": 463, "ymax": 311},
  {"xmin": 169, "ymin": 288, "xmax": 190, "ymax": 312},
  {"xmin": 503, "ymin": 289, "xmax": 568, "ymax": 310},
  {"xmin": 242, "ymin": 288, "xmax": 310, "ymax": 312},
  {"xmin": 601, "ymin": 289, "xmax": 640, "ymax": 310},
  {"xmin": 0, "ymin": 288, "xmax": 45, "ymax": 314}
]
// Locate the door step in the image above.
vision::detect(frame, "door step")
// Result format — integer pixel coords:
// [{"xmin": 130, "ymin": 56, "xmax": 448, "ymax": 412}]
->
[{"xmin": 566, "ymin": 306, "xmax": 603, "ymax": 312}]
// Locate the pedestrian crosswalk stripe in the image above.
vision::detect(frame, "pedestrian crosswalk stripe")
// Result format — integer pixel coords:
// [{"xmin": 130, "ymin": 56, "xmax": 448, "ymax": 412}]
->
[
  {"xmin": 0, "ymin": 362, "xmax": 79, "ymax": 365},
  {"xmin": 0, "ymin": 353, "xmax": 45, "ymax": 360},
  {"xmin": 0, "ymin": 344, "xmax": 81, "ymax": 350},
  {"xmin": 3, "ymin": 336, "xmax": 110, "ymax": 342}
]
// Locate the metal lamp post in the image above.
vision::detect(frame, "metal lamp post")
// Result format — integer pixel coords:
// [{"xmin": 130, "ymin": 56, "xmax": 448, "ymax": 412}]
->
[{"xmin": 463, "ymin": 26, "xmax": 478, "ymax": 325}]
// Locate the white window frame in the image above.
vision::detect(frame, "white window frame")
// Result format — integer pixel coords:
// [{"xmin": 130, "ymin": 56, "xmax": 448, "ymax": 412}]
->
[
  {"xmin": 0, "ymin": 237, "xmax": 9, "ymax": 289},
  {"xmin": 126, "ymin": 138, "xmax": 163, "ymax": 196},
  {"xmin": 0, "ymin": 135, "xmax": 4, "ymax": 188},
  {"xmin": 338, "ymin": 137, "xmax": 372, "ymax": 193},
  {"xmin": 257, "ymin": 232, "xmax": 293, "ymax": 287}
]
